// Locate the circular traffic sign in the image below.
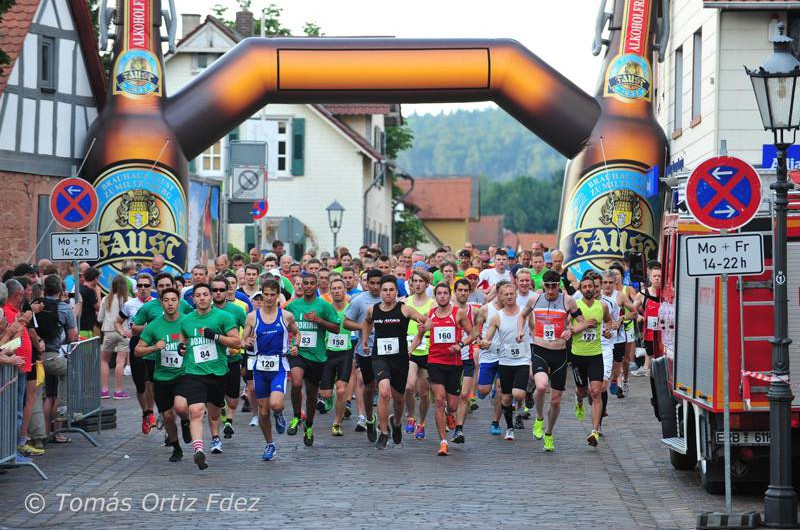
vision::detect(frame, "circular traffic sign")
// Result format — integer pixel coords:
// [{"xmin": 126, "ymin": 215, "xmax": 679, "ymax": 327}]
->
[
  {"xmin": 50, "ymin": 177, "xmax": 98, "ymax": 230},
  {"xmin": 685, "ymin": 156, "xmax": 762, "ymax": 231},
  {"xmin": 238, "ymin": 170, "xmax": 259, "ymax": 190}
]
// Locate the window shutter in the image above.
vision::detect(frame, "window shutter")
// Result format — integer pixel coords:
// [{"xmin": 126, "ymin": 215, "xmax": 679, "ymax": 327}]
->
[
  {"xmin": 244, "ymin": 225, "xmax": 256, "ymax": 251},
  {"xmin": 188, "ymin": 158, "xmax": 197, "ymax": 173},
  {"xmin": 291, "ymin": 118, "xmax": 305, "ymax": 176},
  {"xmin": 229, "ymin": 128, "xmax": 240, "ymax": 142}
]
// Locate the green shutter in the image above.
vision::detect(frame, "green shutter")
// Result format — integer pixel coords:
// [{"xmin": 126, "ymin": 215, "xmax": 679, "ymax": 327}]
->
[
  {"xmin": 244, "ymin": 225, "xmax": 256, "ymax": 251},
  {"xmin": 291, "ymin": 118, "xmax": 305, "ymax": 176},
  {"xmin": 229, "ymin": 128, "xmax": 240, "ymax": 141},
  {"xmin": 188, "ymin": 158, "xmax": 197, "ymax": 173}
]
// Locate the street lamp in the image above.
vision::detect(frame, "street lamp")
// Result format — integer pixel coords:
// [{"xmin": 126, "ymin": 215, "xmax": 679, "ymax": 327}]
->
[
  {"xmin": 326, "ymin": 200, "xmax": 345, "ymax": 250},
  {"xmin": 745, "ymin": 21, "xmax": 800, "ymax": 528}
]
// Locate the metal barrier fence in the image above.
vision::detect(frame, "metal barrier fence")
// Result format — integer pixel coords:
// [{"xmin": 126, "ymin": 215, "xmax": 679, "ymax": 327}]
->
[
  {"xmin": 53, "ymin": 337, "xmax": 102, "ymax": 446},
  {"xmin": 0, "ymin": 364, "xmax": 47, "ymax": 479}
]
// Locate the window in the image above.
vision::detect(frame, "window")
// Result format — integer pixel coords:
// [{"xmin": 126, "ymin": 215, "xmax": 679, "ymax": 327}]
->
[
  {"xmin": 201, "ymin": 140, "xmax": 223, "ymax": 172},
  {"xmin": 691, "ymin": 30, "xmax": 702, "ymax": 122},
  {"xmin": 194, "ymin": 53, "xmax": 220, "ymax": 72},
  {"xmin": 38, "ymin": 36, "xmax": 56, "ymax": 92},
  {"xmin": 673, "ymin": 46, "xmax": 683, "ymax": 134},
  {"xmin": 373, "ymin": 126, "xmax": 385, "ymax": 154},
  {"xmin": 277, "ymin": 120, "xmax": 288, "ymax": 173}
]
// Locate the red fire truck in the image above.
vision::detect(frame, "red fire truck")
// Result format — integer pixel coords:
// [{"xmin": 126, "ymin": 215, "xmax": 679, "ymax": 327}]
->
[{"xmin": 650, "ymin": 175, "xmax": 800, "ymax": 493}]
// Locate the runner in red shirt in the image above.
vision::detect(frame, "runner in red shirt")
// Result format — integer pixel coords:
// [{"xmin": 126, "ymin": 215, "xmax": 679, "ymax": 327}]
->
[{"xmin": 413, "ymin": 282, "xmax": 473, "ymax": 455}]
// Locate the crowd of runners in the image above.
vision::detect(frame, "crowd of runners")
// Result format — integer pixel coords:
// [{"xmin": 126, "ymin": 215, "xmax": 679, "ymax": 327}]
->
[{"xmin": 1, "ymin": 240, "xmax": 663, "ymax": 470}]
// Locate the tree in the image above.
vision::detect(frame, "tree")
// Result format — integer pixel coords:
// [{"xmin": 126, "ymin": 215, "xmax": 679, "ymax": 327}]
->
[
  {"xmin": 394, "ymin": 208, "xmax": 427, "ymax": 249},
  {"xmin": 386, "ymin": 123, "xmax": 426, "ymax": 248},
  {"xmin": 303, "ymin": 22, "xmax": 323, "ymax": 37},
  {"xmin": 479, "ymin": 170, "xmax": 564, "ymax": 233}
]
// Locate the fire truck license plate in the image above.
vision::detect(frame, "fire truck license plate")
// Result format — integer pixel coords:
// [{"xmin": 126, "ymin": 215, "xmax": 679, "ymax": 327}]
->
[{"xmin": 715, "ymin": 431, "xmax": 771, "ymax": 446}]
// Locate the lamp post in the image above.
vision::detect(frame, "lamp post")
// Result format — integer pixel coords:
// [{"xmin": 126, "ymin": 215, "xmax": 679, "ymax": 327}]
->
[
  {"xmin": 746, "ymin": 22, "xmax": 800, "ymax": 528},
  {"xmin": 326, "ymin": 200, "xmax": 345, "ymax": 251}
]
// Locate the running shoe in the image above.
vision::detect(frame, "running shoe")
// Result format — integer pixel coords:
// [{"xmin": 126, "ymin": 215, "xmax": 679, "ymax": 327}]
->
[
  {"xmin": 446, "ymin": 413, "xmax": 456, "ymax": 432},
  {"xmin": 525, "ymin": 392, "xmax": 534, "ymax": 410},
  {"xmin": 100, "ymin": 390, "xmax": 110, "ymax": 399},
  {"xmin": 532, "ymin": 417, "xmax": 545, "ymax": 440},
  {"xmin": 574, "ymin": 398, "xmax": 586, "ymax": 422},
  {"xmin": 316, "ymin": 398, "xmax": 327, "ymax": 414},
  {"xmin": 17, "ymin": 442, "xmax": 45, "ymax": 456},
  {"xmin": 587, "ymin": 430, "xmax": 600, "ymax": 446},
  {"xmin": 489, "ymin": 422, "xmax": 502, "ymax": 436},
  {"xmin": 220, "ymin": 408, "xmax": 228, "ymax": 425},
  {"xmin": 324, "ymin": 396, "xmax": 335, "ymax": 413},
  {"xmin": 211, "ymin": 436, "xmax": 223, "ymax": 454},
  {"xmin": 451, "ymin": 428, "xmax": 465, "ymax": 444},
  {"xmin": 194, "ymin": 450, "xmax": 208, "ymax": 470},
  {"xmin": 355, "ymin": 415, "xmax": 367, "ymax": 432},
  {"xmin": 169, "ymin": 444, "xmax": 183, "ymax": 463},
  {"xmin": 389, "ymin": 415, "xmax": 402, "ymax": 444},
  {"xmin": 522, "ymin": 407, "xmax": 531, "ymax": 420},
  {"xmin": 469, "ymin": 398, "xmax": 479, "ymax": 411},
  {"xmin": 303, "ymin": 426, "xmax": 314, "ymax": 447},
  {"xmin": 405, "ymin": 417, "xmax": 416, "ymax": 434},
  {"xmin": 274, "ymin": 411, "xmax": 287, "ymax": 434},
  {"xmin": 241, "ymin": 395, "xmax": 251, "ymax": 413},
  {"xmin": 262, "ymin": 442, "xmax": 277, "ymax": 461},
  {"xmin": 514, "ymin": 415, "xmax": 524, "ymax": 430},
  {"xmin": 586, "ymin": 431, "xmax": 600, "ymax": 447},
  {"xmin": 249, "ymin": 416, "xmax": 259, "ymax": 427},
  {"xmin": 141, "ymin": 417, "xmax": 151, "ymax": 435},
  {"xmin": 543, "ymin": 433, "xmax": 555, "ymax": 452},
  {"xmin": 622, "ymin": 381, "xmax": 630, "ymax": 397},
  {"xmin": 438, "ymin": 440, "xmax": 449, "ymax": 456},
  {"xmin": 415, "ymin": 424, "xmax": 426, "ymax": 440},
  {"xmin": 147, "ymin": 412, "xmax": 157, "ymax": 428},
  {"xmin": 366, "ymin": 415, "xmax": 378, "ymax": 443},
  {"xmin": 331, "ymin": 423, "xmax": 343, "ymax": 436},
  {"xmin": 181, "ymin": 418, "xmax": 191, "ymax": 443},
  {"xmin": 287, "ymin": 416, "xmax": 301, "ymax": 436},
  {"xmin": 375, "ymin": 432, "xmax": 389, "ymax": 449},
  {"xmin": 344, "ymin": 401, "xmax": 352, "ymax": 418},
  {"xmin": 616, "ymin": 385, "xmax": 625, "ymax": 399},
  {"xmin": 112, "ymin": 390, "xmax": 130, "ymax": 399},
  {"xmin": 223, "ymin": 421, "xmax": 234, "ymax": 439},
  {"xmin": 504, "ymin": 428, "xmax": 515, "ymax": 440},
  {"xmin": 609, "ymin": 382, "xmax": 619, "ymax": 396}
]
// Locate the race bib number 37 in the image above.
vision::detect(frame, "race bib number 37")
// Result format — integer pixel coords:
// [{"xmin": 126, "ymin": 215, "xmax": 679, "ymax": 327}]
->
[{"xmin": 543, "ymin": 324, "xmax": 555, "ymax": 341}]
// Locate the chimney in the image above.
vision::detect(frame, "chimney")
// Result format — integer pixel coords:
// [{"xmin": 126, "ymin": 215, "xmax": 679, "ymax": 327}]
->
[
  {"xmin": 181, "ymin": 14, "xmax": 201, "ymax": 38},
  {"xmin": 235, "ymin": 9, "xmax": 254, "ymax": 38}
]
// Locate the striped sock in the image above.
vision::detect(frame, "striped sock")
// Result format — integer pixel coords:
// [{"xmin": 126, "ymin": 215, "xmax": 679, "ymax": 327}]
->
[{"xmin": 192, "ymin": 440, "xmax": 204, "ymax": 453}]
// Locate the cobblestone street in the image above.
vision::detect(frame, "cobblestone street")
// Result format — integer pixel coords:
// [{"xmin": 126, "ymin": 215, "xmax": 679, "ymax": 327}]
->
[{"xmin": 0, "ymin": 375, "xmax": 771, "ymax": 529}]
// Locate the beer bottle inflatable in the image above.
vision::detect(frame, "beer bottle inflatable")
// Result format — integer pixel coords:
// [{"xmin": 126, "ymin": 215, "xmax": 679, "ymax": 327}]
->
[
  {"xmin": 82, "ymin": 0, "xmax": 187, "ymax": 292},
  {"xmin": 558, "ymin": 0, "xmax": 668, "ymax": 278}
]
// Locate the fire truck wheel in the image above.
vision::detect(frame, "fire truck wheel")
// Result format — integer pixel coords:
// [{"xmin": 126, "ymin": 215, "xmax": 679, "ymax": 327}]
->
[
  {"xmin": 699, "ymin": 459, "xmax": 724, "ymax": 494},
  {"xmin": 669, "ymin": 449, "xmax": 695, "ymax": 471}
]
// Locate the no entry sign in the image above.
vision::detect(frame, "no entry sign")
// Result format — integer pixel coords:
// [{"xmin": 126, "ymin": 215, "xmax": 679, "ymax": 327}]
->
[
  {"xmin": 686, "ymin": 156, "xmax": 762, "ymax": 231},
  {"xmin": 50, "ymin": 177, "xmax": 98, "ymax": 230}
]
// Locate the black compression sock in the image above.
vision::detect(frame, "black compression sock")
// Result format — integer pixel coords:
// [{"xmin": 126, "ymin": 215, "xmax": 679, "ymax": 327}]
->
[
  {"xmin": 502, "ymin": 405, "xmax": 514, "ymax": 429},
  {"xmin": 601, "ymin": 391, "xmax": 608, "ymax": 418}
]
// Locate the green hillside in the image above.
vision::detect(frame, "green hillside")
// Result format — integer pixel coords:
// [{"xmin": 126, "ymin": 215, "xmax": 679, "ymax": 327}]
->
[{"xmin": 397, "ymin": 107, "xmax": 567, "ymax": 181}]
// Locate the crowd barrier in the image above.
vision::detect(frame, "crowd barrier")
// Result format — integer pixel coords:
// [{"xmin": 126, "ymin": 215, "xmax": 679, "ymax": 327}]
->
[
  {"xmin": 52, "ymin": 337, "xmax": 102, "ymax": 447},
  {"xmin": 0, "ymin": 364, "xmax": 47, "ymax": 479}
]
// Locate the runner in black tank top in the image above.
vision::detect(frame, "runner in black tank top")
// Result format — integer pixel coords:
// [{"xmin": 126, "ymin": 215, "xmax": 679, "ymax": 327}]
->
[{"xmin": 363, "ymin": 275, "xmax": 428, "ymax": 449}]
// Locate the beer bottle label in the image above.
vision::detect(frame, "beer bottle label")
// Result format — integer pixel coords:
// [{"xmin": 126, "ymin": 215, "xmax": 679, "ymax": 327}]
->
[
  {"xmin": 94, "ymin": 163, "xmax": 187, "ymax": 290},
  {"xmin": 113, "ymin": 0, "xmax": 162, "ymax": 98},
  {"xmin": 560, "ymin": 161, "xmax": 659, "ymax": 279},
  {"xmin": 604, "ymin": 0, "xmax": 652, "ymax": 103}
]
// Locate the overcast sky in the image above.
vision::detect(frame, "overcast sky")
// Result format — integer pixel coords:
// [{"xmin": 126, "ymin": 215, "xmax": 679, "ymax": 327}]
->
[{"xmin": 171, "ymin": 0, "xmax": 606, "ymax": 115}]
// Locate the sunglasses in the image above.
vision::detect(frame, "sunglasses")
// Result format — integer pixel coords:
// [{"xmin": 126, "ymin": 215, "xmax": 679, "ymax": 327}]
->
[
  {"xmin": 211, "ymin": 288, "xmax": 227, "ymax": 293},
  {"xmin": 136, "ymin": 283, "xmax": 151, "ymax": 288}
]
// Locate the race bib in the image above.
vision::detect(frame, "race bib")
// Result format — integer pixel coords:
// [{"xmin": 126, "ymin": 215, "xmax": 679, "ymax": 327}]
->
[
  {"xmin": 407, "ymin": 335, "xmax": 427, "ymax": 351},
  {"xmin": 193, "ymin": 342, "xmax": 218, "ymax": 364},
  {"xmin": 434, "ymin": 326, "xmax": 456, "ymax": 344},
  {"xmin": 299, "ymin": 331, "xmax": 318, "ymax": 349},
  {"xmin": 256, "ymin": 354, "xmax": 279, "ymax": 372},
  {"xmin": 503, "ymin": 344, "xmax": 523, "ymax": 358},
  {"xmin": 581, "ymin": 330, "xmax": 597, "ymax": 342},
  {"xmin": 647, "ymin": 316, "xmax": 658, "ymax": 331},
  {"xmin": 246, "ymin": 356, "xmax": 256, "ymax": 371},
  {"xmin": 543, "ymin": 324, "xmax": 555, "ymax": 341},
  {"xmin": 327, "ymin": 333, "xmax": 349, "ymax": 350},
  {"xmin": 161, "ymin": 350, "xmax": 183, "ymax": 369},
  {"xmin": 377, "ymin": 337, "xmax": 400, "ymax": 355}
]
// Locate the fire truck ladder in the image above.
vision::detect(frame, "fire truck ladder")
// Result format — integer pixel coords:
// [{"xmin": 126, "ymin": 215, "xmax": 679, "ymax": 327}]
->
[{"xmin": 737, "ymin": 269, "xmax": 773, "ymax": 411}]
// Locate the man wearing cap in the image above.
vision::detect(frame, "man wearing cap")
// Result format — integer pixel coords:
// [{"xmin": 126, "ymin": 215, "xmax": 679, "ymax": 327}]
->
[{"xmin": 464, "ymin": 268, "xmax": 484, "ymax": 305}]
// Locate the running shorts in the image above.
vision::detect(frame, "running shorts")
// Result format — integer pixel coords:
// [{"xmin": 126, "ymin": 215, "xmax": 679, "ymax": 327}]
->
[
  {"xmin": 253, "ymin": 368, "xmax": 288, "ymax": 399},
  {"xmin": 613, "ymin": 342, "xmax": 626, "ymax": 363},
  {"xmin": 462, "ymin": 359, "xmax": 475, "ymax": 379},
  {"xmin": 428, "ymin": 363, "xmax": 463, "ymax": 396},
  {"xmin": 498, "ymin": 364, "xmax": 530, "ymax": 394},
  {"xmin": 372, "ymin": 354, "xmax": 409, "ymax": 394},
  {"xmin": 224, "ymin": 359, "xmax": 242, "ymax": 399},
  {"xmin": 531, "ymin": 345, "xmax": 568, "ymax": 391},
  {"xmin": 176, "ymin": 374, "xmax": 226, "ymax": 408},
  {"xmin": 321, "ymin": 349, "xmax": 354, "ymax": 390},
  {"xmin": 289, "ymin": 355, "xmax": 325, "ymax": 386},
  {"xmin": 355, "ymin": 354, "xmax": 374, "ymax": 386},
  {"xmin": 569, "ymin": 353, "xmax": 604, "ymax": 387},
  {"xmin": 154, "ymin": 378, "xmax": 179, "ymax": 413},
  {"xmin": 409, "ymin": 354, "xmax": 428, "ymax": 370},
  {"xmin": 477, "ymin": 361, "xmax": 500, "ymax": 387}
]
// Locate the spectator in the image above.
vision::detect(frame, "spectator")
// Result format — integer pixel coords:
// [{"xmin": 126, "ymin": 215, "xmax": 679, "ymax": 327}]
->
[
  {"xmin": 214, "ymin": 254, "xmax": 230, "ymax": 273},
  {"xmin": 138, "ymin": 254, "xmax": 165, "ymax": 277},
  {"xmin": 248, "ymin": 247, "xmax": 262, "ymax": 264},
  {"xmin": 98, "ymin": 274, "xmax": 130, "ymax": 399},
  {"xmin": 79, "ymin": 267, "xmax": 101, "ymax": 338},
  {"xmin": 231, "ymin": 254, "xmax": 246, "ymax": 271},
  {"xmin": 272, "ymin": 239, "xmax": 285, "ymax": 257},
  {"xmin": 39, "ymin": 274, "xmax": 78, "ymax": 444}
]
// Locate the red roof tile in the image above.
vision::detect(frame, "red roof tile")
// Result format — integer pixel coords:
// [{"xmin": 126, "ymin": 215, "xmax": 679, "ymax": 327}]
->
[
  {"xmin": 323, "ymin": 104, "xmax": 392, "ymax": 116},
  {"xmin": 515, "ymin": 232, "xmax": 558, "ymax": 251},
  {"xmin": 398, "ymin": 177, "xmax": 476, "ymax": 220},
  {"xmin": 0, "ymin": 0, "xmax": 40, "ymax": 96},
  {"xmin": 468, "ymin": 215, "xmax": 504, "ymax": 248}
]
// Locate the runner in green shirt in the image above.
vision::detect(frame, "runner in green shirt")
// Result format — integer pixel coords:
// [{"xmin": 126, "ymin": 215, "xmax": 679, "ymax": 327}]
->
[
  {"xmin": 283, "ymin": 273, "xmax": 340, "ymax": 446},
  {"xmin": 131, "ymin": 272, "xmax": 193, "ymax": 361},
  {"xmin": 173, "ymin": 283, "xmax": 240, "ymax": 470},
  {"xmin": 529, "ymin": 251, "xmax": 550, "ymax": 291},
  {"xmin": 210, "ymin": 276, "xmax": 248, "ymax": 439},
  {"xmin": 320, "ymin": 277, "xmax": 353, "ymax": 435},
  {"xmin": 135, "ymin": 287, "xmax": 186, "ymax": 463}
]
